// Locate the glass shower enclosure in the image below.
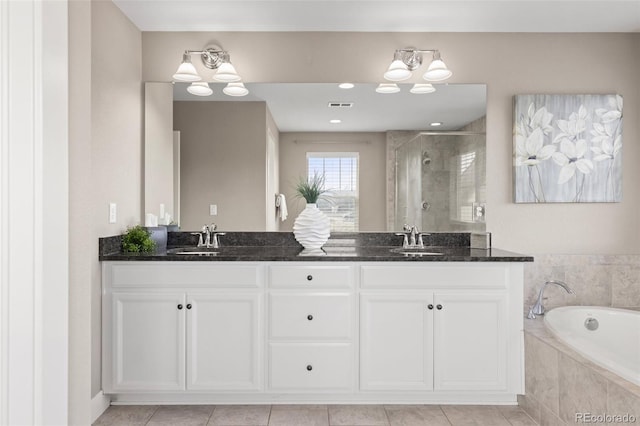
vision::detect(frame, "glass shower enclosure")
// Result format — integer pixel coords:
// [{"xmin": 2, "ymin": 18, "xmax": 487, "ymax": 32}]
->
[{"xmin": 395, "ymin": 131, "xmax": 486, "ymax": 232}]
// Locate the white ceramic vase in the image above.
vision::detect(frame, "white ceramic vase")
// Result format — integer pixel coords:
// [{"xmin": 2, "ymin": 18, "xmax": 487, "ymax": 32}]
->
[{"xmin": 293, "ymin": 203, "xmax": 330, "ymax": 251}]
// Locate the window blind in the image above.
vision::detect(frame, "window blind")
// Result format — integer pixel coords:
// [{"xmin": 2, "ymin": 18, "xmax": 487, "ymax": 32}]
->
[{"xmin": 307, "ymin": 152, "xmax": 359, "ymax": 232}]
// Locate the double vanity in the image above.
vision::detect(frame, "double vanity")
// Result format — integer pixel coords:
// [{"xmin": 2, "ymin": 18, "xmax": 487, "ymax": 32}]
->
[{"xmin": 99, "ymin": 232, "xmax": 532, "ymax": 405}]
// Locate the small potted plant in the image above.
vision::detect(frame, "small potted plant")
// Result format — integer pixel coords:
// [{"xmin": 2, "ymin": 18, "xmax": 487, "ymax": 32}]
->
[
  {"xmin": 292, "ymin": 173, "xmax": 330, "ymax": 252},
  {"xmin": 122, "ymin": 225, "xmax": 156, "ymax": 253}
]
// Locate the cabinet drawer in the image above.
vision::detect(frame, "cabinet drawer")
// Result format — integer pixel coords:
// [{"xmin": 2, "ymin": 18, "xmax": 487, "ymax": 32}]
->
[
  {"xmin": 269, "ymin": 343, "xmax": 352, "ymax": 391},
  {"xmin": 269, "ymin": 265, "xmax": 353, "ymax": 289},
  {"xmin": 269, "ymin": 293, "xmax": 352, "ymax": 340},
  {"xmin": 105, "ymin": 262, "xmax": 263, "ymax": 288},
  {"xmin": 361, "ymin": 264, "xmax": 508, "ymax": 289}
]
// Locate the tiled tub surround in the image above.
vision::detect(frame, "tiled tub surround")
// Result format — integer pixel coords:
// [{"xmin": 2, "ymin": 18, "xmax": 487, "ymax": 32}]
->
[
  {"xmin": 521, "ymin": 321, "xmax": 640, "ymax": 425},
  {"xmin": 522, "ymin": 254, "xmax": 640, "ymax": 425}
]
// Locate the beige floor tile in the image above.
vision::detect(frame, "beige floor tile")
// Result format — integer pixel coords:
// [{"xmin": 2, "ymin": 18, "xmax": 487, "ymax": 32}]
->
[
  {"xmin": 268, "ymin": 405, "xmax": 329, "ymax": 426},
  {"xmin": 441, "ymin": 405, "xmax": 511, "ymax": 426},
  {"xmin": 208, "ymin": 405, "xmax": 271, "ymax": 426},
  {"xmin": 147, "ymin": 405, "xmax": 215, "ymax": 426},
  {"xmin": 384, "ymin": 405, "xmax": 451, "ymax": 426},
  {"xmin": 93, "ymin": 405, "xmax": 158, "ymax": 426},
  {"xmin": 496, "ymin": 406, "xmax": 538, "ymax": 426},
  {"xmin": 329, "ymin": 405, "xmax": 389, "ymax": 426}
]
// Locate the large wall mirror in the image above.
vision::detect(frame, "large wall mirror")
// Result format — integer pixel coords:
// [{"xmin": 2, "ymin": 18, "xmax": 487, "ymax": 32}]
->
[{"xmin": 144, "ymin": 82, "xmax": 486, "ymax": 232}]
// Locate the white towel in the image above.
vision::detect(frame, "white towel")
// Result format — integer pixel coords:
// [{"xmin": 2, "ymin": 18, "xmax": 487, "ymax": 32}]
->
[{"xmin": 276, "ymin": 194, "xmax": 288, "ymax": 221}]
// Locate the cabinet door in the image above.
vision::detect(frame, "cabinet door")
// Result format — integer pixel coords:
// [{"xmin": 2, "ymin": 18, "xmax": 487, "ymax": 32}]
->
[
  {"xmin": 112, "ymin": 292, "xmax": 186, "ymax": 392},
  {"xmin": 433, "ymin": 291, "xmax": 507, "ymax": 391},
  {"xmin": 360, "ymin": 294, "xmax": 433, "ymax": 391},
  {"xmin": 187, "ymin": 292, "xmax": 262, "ymax": 390}
]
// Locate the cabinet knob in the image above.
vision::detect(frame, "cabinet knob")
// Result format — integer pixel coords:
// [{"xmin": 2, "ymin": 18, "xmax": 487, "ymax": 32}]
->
[
  {"xmin": 186, "ymin": 304, "xmax": 192, "ymax": 310},
  {"xmin": 427, "ymin": 304, "xmax": 434, "ymax": 310},
  {"xmin": 436, "ymin": 304, "xmax": 443, "ymax": 310},
  {"xmin": 307, "ymin": 314, "xmax": 313, "ymax": 321},
  {"xmin": 177, "ymin": 304, "xmax": 183, "ymax": 310},
  {"xmin": 306, "ymin": 365, "xmax": 313, "ymax": 371},
  {"xmin": 307, "ymin": 275, "xmax": 313, "ymax": 281}
]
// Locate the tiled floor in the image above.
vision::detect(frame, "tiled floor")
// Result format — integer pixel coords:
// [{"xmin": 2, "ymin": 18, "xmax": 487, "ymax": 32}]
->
[{"xmin": 93, "ymin": 404, "xmax": 538, "ymax": 426}]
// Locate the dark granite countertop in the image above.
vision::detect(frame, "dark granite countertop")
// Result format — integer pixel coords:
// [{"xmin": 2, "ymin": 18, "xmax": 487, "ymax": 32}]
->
[{"xmin": 99, "ymin": 232, "xmax": 533, "ymax": 262}]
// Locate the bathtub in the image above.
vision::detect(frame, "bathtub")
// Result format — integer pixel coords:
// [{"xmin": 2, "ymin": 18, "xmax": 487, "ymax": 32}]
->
[{"xmin": 544, "ymin": 306, "xmax": 640, "ymax": 386}]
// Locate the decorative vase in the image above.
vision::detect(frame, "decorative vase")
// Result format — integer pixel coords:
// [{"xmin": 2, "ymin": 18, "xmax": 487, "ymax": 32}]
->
[{"xmin": 293, "ymin": 203, "xmax": 330, "ymax": 251}]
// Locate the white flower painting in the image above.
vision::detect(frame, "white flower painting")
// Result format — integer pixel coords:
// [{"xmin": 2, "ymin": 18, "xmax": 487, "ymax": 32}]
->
[{"xmin": 514, "ymin": 94, "xmax": 623, "ymax": 203}]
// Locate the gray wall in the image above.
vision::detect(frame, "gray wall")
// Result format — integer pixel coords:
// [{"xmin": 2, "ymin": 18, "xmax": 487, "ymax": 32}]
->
[
  {"xmin": 173, "ymin": 101, "xmax": 270, "ymax": 231},
  {"xmin": 279, "ymin": 132, "xmax": 387, "ymax": 231}
]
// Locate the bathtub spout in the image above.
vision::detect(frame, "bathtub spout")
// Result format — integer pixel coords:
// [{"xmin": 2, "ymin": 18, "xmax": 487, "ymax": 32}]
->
[{"xmin": 530, "ymin": 280, "xmax": 574, "ymax": 317}]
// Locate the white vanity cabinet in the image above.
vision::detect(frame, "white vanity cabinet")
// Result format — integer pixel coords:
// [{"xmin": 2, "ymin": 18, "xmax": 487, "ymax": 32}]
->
[
  {"xmin": 359, "ymin": 263, "xmax": 523, "ymax": 398},
  {"xmin": 102, "ymin": 262, "xmax": 264, "ymax": 394},
  {"xmin": 102, "ymin": 260, "xmax": 524, "ymax": 403}
]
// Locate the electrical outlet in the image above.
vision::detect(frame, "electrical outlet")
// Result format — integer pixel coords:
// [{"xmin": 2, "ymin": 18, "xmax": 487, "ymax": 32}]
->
[
  {"xmin": 472, "ymin": 202, "xmax": 486, "ymax": 222},
  {"xmin": 109, "ymin": 203, "xmax": 117, "ymax": 224},
  {"xmin": 209, "ymin": 204, "xmax": 217, "ymax": 216}
]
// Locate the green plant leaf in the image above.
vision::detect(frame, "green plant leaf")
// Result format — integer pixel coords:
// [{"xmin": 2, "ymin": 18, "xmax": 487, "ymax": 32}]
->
[{"xmin": 122, "ymin": 225, "xmax": 156, "ymax": 253}]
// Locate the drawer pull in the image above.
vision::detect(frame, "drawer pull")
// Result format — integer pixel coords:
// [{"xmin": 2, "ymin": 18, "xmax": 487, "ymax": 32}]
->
[
  {"xmin": 436, "ymin": 304, "xmax": 443, "ymax": 310},
  {"xmin": 306, "ymin": 275, "xmax": 313, "ymax": 281},
  {"xmin": 307, "ymin": 314, "xmax": 313, "ymax": 321},
  {"xmin": 427, "ymin": 304, "xmax": 434, "ymax": 310},
  {"xmin": 177, "ymin": 304, "xmax": 183, "ymax": 310},
  {"xmin": 306, "ymin": 365, "xmax": 313, "ymax": 371}
]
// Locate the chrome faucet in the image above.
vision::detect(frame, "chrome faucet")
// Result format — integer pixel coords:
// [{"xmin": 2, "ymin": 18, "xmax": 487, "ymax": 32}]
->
[
  {"xmin": 527, "ymin": 280, "xmax": 574, "ymax": 319},
  {"xmin": 395, "ymin": 224, "xmax": 427, "ymax": 249},
  {"xmin": 191, "ymin": 224, "xmax": 225, "ymax": 249}
]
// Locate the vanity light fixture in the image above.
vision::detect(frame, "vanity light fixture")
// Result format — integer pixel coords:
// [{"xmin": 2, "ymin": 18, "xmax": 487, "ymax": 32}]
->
[
  {"xmin": 410, "ymin": 83, "xmax": 436, "ymax": 94},
  {"xmin": 187, "ymin": 82, "xmax": 213, "ymax": 96},
  {"xmin": 375, "ymin": 83, "xmax": 401, "ymax": 94},
  {"xmin": 383, "ymin": 48, "xmax": 452, "ymax": 83},
  {"xmin": 223, "ymin": 82, "xmax": 249, "ymax": 97},
  {"xmin": 173, "ymin": 45, "xmax": 243, "ymax": 83}
]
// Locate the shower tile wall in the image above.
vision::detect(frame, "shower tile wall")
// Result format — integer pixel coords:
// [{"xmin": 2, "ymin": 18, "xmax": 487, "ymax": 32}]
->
[{"xmin": 523, "ymin": 254, "xmax": 640, "ymax": 315}]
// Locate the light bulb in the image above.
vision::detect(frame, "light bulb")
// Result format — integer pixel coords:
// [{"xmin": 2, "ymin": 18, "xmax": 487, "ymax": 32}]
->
[
  {"xmin": 375, "ymin": 83, "xmax": 400, "ymax": 94},
  {"xmin": 223, "ymin": 82, "xmax": 249, "ymax": 97},
  {"xmin": 187, "ymin": 82, "xmax": 213, "ymax": 96},
  {"xmin": 172, "ymin": 54, "xmax": 201, "ymax": 82}
]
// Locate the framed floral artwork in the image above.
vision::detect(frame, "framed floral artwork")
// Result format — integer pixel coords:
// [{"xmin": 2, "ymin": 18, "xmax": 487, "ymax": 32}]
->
[{"xmin": 513, "ymin": 94, "xmax": 622, "ymax": 203}]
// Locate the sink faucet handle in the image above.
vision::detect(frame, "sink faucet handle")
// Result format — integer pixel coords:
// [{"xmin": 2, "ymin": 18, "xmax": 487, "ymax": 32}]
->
[
  {"xmin": 403, "ymin": 224, "xmax": 412, "ymax": 232},
  {"xmin": 210, "ymin": 223, "xmax": 217, "ymax": 231},
  {"xmin": 212, "ymin": 232, "xmax": 226, "ymax": 249},
  {"xmin": 395, "ymin": 232, "xmax": 409, "ymax": 248},
  {"xmin": 191, "ymin": 232, "xmax": 204, "ymax": 247}
]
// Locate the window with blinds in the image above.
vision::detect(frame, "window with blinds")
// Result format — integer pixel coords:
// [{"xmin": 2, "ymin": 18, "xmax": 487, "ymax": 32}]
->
[{"xmin": 307, "ymin": 152, "xmax": 359, "ymax": 232}]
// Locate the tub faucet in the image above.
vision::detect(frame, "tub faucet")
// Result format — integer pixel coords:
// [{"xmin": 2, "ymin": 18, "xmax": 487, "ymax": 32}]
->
[{"xmin": 528, "ymin": 280, "xmax": 574, "ymax": 319}]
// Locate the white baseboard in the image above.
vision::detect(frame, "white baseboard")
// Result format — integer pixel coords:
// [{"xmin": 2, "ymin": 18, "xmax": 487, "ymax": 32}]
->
[{"xmin": 91, "ymin": 391, "xmax": 111, "ymax": 423}]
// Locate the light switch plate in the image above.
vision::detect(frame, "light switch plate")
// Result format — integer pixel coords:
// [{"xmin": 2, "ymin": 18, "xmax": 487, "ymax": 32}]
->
[
  {"xmin": 109, "ymin": 203, "xmax": 117, "ymax": 224},
  {"xmin": 209, "ymin": 204, "xmax": 217, "ymax": 216}
]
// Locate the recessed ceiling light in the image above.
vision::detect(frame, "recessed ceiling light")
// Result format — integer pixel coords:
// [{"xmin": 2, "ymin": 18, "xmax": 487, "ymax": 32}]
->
[
  {"xmin": 430, "ymin": 122, "xmax": 443, "ymax": 126},
  {"xmin": 338, "ymin": 83, "xmax": 354, "ymax": 89},
  {"xmin": 330, "ymin": 119, "xmax": 342, "ymax": 124}
]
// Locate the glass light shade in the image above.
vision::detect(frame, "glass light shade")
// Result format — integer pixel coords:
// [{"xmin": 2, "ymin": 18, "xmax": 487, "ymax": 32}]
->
[
  {"xmin": 384, "ymin": 59, "xmax": 412, "ymax": 82},
  {"xmin": 410, "ymin": 83, "xmax": 436, "ymax": 94},
  {"xmin": 213, "ymin": 62, "xmax": 241, "ymax": 82},
  {"xmin": 423, "ymin": 59, "xmax": 452, "ymax": 82},
  {"xmin": 375, "ymin": 83, "xmax": 400, "ymax": 94},
  {"xmin": 187, "ymin": 82, "xmax": 213, "ymax": 96},
  {"xmin": 172, "ymin": 60, "xmax": 201, "ymax": 82},
  {"xmin": 223, "ymin": 82, "xmax": 249, "ymax": 97}
]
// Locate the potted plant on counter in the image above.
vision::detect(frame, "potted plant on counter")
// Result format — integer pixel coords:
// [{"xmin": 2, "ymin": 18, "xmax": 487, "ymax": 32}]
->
[
  {"xmin": 122, "ymin": 225, "xmax": 156, "ymax": 253},
  {"xmin": 293, "ymin": 173, "xmax": 330, "ymax": 253}
]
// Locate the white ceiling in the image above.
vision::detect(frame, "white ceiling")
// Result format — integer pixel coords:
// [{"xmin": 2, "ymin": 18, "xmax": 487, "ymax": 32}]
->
[
  {"xmin": 173, "ymin": 83, "xmax": 486, "ymax": 132},
  {"xmin": 113, "ymin": 1, "xmax": 640, "ymax": 33}
]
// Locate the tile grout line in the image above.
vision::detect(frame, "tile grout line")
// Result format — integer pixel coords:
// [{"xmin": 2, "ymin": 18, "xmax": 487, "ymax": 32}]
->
[
  {"xmin": 205, "ymin": 404, "xmax": 216, "ymax": 426},
  {"xmin": 440, "ymin": 405, "xmax": 454, "ymax": 426},
  {"xmin": 266, "ymin": 404, "xmax": 272, "ymax": 426},
  {"xmin": 143, "ymin": 405, "xmax": 160, "ymax": 426}
]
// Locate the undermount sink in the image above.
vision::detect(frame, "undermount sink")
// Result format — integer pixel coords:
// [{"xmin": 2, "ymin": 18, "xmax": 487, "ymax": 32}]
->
[{"xmin": 390, "ymin": 247, "xmax": 443, "ymax": 256}]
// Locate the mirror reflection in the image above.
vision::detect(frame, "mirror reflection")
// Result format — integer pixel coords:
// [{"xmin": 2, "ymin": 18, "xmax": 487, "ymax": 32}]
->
[{"xmin": 144, "ymin": 82, "xmax": 486, "ymax": 232}]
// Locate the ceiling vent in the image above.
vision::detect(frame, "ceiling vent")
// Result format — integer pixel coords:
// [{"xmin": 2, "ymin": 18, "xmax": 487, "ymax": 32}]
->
[{"xmin": 328, "ymin": 102, "xmax": 354, "ymax": 108}]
